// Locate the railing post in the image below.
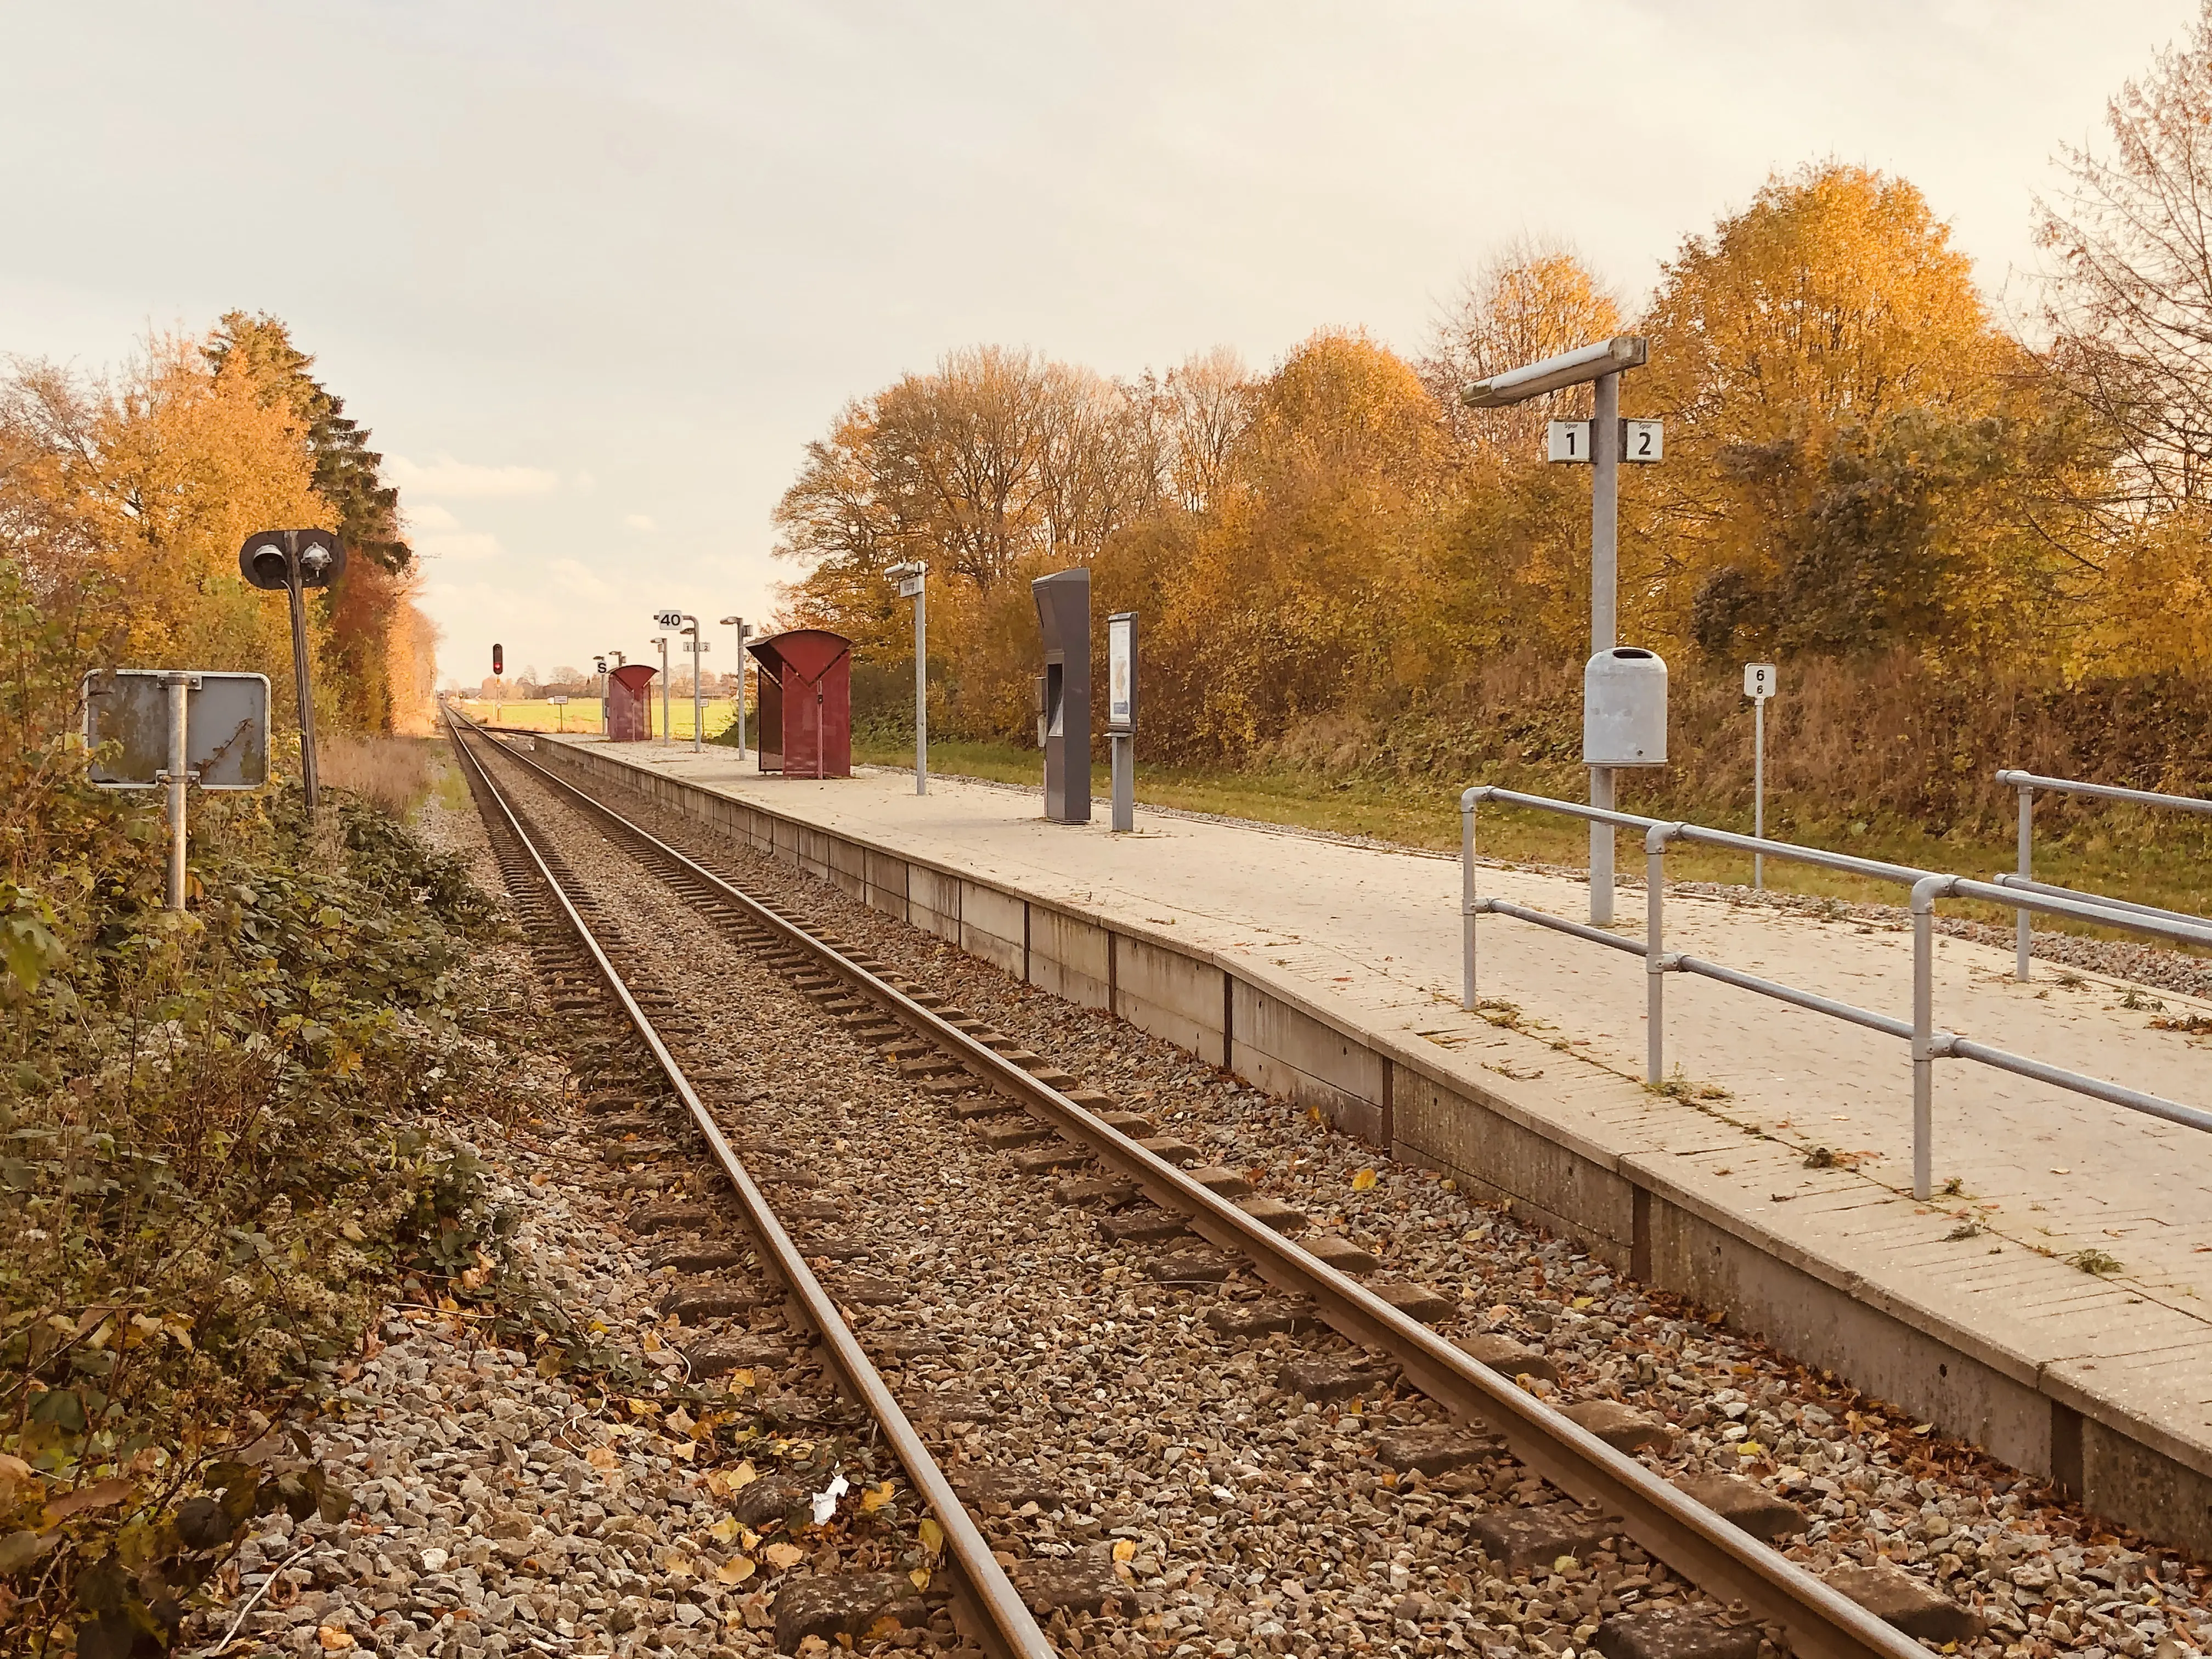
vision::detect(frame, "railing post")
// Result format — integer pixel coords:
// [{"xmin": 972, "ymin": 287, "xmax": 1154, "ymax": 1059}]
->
[
  {"xmin": 1910, "ymin": 875, "xmax": 1953, "ymax": 1202},
  {"xmin": 1461, "ymin": 788, "xmax": 1481, "ymax": 1011},
  {"xmin": 2015, "ymin": 782, "xmax": 2034, "ymax": 981},
  {"xmin": 1645, "ymin": 824, "xmax": 1677, "ymax": 1085}
]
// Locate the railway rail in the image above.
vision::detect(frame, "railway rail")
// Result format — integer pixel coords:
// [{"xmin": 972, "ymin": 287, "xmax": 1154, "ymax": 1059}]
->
[
  {"xmin": 445, "ymin": 710, "xmax": 1946, "ymax": 1659},
  {"xmin": 450, "ymin": 715, "xmax": 1055, "ymax": 1658}
]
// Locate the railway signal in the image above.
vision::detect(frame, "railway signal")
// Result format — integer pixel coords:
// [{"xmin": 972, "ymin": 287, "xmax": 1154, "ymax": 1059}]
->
[{"xmin": 238, "ymin": 528, "xmax": 346, "ymax": 817}]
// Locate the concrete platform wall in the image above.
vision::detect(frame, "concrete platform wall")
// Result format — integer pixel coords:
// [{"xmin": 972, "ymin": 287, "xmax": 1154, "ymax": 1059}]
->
[{"xmin": 520, "ymin": 736, "xmax": 2212, "ymax": 1555}]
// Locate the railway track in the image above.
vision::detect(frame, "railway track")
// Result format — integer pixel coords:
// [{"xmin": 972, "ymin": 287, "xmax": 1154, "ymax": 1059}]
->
[{"xmin": 447, "ymin": 712, "xmax": 1928, "ymax": 1659}]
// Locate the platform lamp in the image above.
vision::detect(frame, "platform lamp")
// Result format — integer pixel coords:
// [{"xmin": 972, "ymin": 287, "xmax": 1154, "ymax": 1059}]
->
[
  {"xmin": 719, "ymin": 617, "xmax": 751, "ymax": 757},
  {"xmin": 885, "ymin": 563, "xmax": 928, "ymax": 796},
  {"xmin": 651, "ymin": 636, "xmax": 669, "ymax": 742}
]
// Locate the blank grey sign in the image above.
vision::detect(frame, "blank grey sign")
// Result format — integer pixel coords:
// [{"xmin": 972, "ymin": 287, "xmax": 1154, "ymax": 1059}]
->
[{"xmin": 83, "ymin": 670, "xmax": 270, "ymax": 790}]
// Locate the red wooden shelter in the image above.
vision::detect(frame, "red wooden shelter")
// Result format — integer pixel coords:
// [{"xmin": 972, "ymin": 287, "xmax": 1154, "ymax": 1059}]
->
[
  {"xmin": 748, "ymin": 630, "xmax": 851, "ymax": 778},
  {"xmin": 606, "ymin": 663, "xmax": 658, "ymax": 742}
]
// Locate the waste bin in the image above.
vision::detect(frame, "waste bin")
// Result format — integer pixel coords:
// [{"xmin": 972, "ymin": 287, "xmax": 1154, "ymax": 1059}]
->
[{"xmin": 1583, "ymin": 647, "xmax": 1668, "ymax": 767}]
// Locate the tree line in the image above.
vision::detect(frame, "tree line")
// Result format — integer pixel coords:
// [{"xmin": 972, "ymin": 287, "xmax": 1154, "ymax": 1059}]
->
[
  {"xmin": 774, "ymin": 15, "xmax": 2212, "ymax": 827},
  {"xmin": 1, "ymin": 313, "xmax": 435, "ymax": 751}
]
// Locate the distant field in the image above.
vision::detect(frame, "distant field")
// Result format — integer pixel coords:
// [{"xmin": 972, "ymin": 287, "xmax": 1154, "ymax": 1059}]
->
[
  {"xmin": 851, "ymin": 733, "xmax": 2212, "ymax": 939},
  {"xmin": 450, "ymin": 696, "xmax": 741, "ymax": 741}
]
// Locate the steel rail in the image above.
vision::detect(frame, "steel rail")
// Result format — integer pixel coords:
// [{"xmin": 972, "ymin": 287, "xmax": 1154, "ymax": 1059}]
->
[
  {"xmin": 462, "ymin": 716, "xmax": 1923, "ymax": 1659},
  {"xmin": 446, "ymin": 716, "xmax": 1055, "ymax": 1659}
]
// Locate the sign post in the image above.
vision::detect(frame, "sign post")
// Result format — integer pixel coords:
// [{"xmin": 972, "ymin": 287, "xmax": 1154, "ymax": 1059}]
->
[
  {"xmin": 596, "ymin": 652, "xmax": 623, "ymax": 737},
  {"xmin": 651, "ymin": 635, "xmax": 670, "ymax": 742},
  {"xmin": 720, "ymin": 618, "xmax": 752, "ymax": 757},
  {"xmin": 1467, "ymin": 338, "xmax": 1655, "ymax": 924},
  {"xmin": 238, "ymin": 529, "xmax": 345, "ymax": 819},
  {"xmin": 83, "ymin": 669, "xmax": 270, "ymax": 910},
  {"xmin": 549, "ymin": 694, "xmax": 569, "ymax": 733},
  {"xmin": 1107, "ymin": 611, "xmax": 1138, "ymax": 832},
  {"xmin": 888, "ymin": 564, "xmax": 928, "ymax": 795},
  {"xmin": 1743, "ymin": 662, "xmax": 1778, "ymax": 889}
]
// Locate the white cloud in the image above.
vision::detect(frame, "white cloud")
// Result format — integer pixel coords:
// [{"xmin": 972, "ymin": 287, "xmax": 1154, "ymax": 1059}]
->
[
  {"xmin": 390, "ymin": 453, "xmax": 562, "ymax": 500},
  {"xmin": 417, "ymin": 531, "xmax": 504, "ymax": 562},
  {"xmin": 408, "ymin": 501, "xmax": 461, "ymax": 532},
  {"xmin": 623, "ymin": 513, "xmax": 657, "ymax": 532},
  {"xmin": 550, "ymin": 557, "xmax": 612, "ymax": 600}
]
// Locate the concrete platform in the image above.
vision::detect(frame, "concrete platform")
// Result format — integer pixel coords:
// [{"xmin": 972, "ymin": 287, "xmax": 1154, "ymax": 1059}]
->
[{"xmin": 520, "ymin": 732, "xmax": 2212, "ymax": 1553}]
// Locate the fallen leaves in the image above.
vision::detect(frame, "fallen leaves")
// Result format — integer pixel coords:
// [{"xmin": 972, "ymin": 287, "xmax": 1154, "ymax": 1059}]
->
[
  {"xmin": 1350, "ymin": 1169, "xmax": 1378, "ymax": 1192},
  {"xmin": 859, "ymin": 1480, "xmax": 896, "ymax": 1514},
  {"xmin": 715, "ymin": 1554, "xmax": 756, "ymax": 1585},
  {"xmin": 763, "ymin": 1542, "xmax": 805, "ymax": 1571},
  {"xmin": 917, "ymin": 1517, "xmax": 944, "ymax": 1557},
  {"xmin": 317, "ymin": 1626, "xmax": 357, "ymax": 1651}
]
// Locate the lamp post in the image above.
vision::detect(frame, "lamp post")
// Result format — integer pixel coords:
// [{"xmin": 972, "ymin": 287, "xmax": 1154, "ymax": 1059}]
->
[
  {"xmin": 681, "ymin": 613, "xmax": 703, "ymax": 753},
  {"xmin": 887, "ymin": 563, "xmax": 928, "ymax": 795},
  {"xmin": 719, "ymin": 617, "xmax": 751, "ymax": 757},
  {"xmin": 1464, "ymin": 335, "xmax": 1651, "ymax": 926},
  {"xmin": 652, "ymin": 636, "xmax": 669, "ymax": 742}
]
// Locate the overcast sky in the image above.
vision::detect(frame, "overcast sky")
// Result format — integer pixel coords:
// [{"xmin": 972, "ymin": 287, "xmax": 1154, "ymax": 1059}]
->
[{"xmin": 1, "ymin": 1, "xmax": 2196, "ymax": 686}]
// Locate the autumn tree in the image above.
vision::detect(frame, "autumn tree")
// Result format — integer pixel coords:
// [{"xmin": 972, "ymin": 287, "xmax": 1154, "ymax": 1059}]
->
[
  {"xmin": 2036, "ymin": 3, "xmax": 2212, "ymax": 511},
  {"xmin": 1424, "ymin": 241, "xmax": 1624, "ymax": 457},
  {"xmin": 1632, "ymin": 163, "xmax": 2101, "ymax": 665}
]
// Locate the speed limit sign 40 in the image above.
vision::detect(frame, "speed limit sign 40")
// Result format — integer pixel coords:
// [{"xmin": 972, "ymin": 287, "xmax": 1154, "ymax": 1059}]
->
[{"xmin": 1744, "ymin": 662, "xmax": 1778, "ymax": 699}]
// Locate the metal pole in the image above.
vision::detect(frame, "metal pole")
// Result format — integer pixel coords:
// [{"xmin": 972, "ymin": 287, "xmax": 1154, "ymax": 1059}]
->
[
  {"xmin": 1753, "ymin": 695, "xmax": 1765, "ymax": 891},
  {"xmin": 914, "ymin": 585, "xmax": 928, "ymax": 797},
  {"xmin": 689, "ymin": 619, "xmax": 703, "ymax": 753},
  {"xmin": 1589, "ymin": 370, "xmax": 1620, "ymax": 926},
  {"xmin": 164, "ymin": 673, "xmax": 190, "ymax": 911},
  {"xmin": 730, "ymin": 619, "xmax": 748, "ymax": 758},
  {"xmin": 1646, "ymin": 827, "xmax": 1668, "ymax": 1085},
  {"xmin": 285, "ymin": 572, "xmax": 320, "ymax": 819},
  {"xmin": 1111, "ymin": 733, "xmax": 1132, "ymax": 832},
  {"xmin": 1911, "ymin": 876, "xmax": 1943, "ymax": 1202},
  {"xmin": 2015, "ymin": 784, "xmax": 2034, "ymax": 981},
  {"xmin": 659, "ymin": 639, "xmax": 670, "ymax": 744},
  {"xmin": 1462, "ymin": 793, "xmax": 1479, "ymax": 1011}
]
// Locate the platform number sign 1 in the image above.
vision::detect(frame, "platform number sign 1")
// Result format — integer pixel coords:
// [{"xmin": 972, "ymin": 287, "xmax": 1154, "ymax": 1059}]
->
[{"xmin": 1547, "ymin": 420, "xmax": 1590, "ymax": 463}]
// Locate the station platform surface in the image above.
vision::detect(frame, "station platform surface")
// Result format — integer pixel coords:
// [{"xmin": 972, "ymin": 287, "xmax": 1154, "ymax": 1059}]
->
[{"xmin": 531, "ymin": 733, "xmax": 2212, "ymax": 1544}]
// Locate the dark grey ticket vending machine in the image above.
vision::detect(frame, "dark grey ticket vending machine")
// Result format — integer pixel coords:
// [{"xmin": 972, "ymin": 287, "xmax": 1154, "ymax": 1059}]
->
[{"xmin": 1032, "ymin": 568, "xmax": 1091, "ymax": 823}]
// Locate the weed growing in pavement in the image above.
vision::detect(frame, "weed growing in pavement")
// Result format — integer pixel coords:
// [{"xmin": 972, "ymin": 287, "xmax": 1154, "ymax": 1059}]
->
[
  {"xmin": 2069, "ymin": 1249, "xmax": 2124, "ymax": 1276},
  {"xmin": 2149, "ymin": 1011, "xmax": 2212, "ymax": 1034}
]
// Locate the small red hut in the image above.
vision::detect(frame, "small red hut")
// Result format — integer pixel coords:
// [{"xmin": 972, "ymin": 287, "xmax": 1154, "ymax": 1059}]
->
[
  {"xmin": 748, "ymin": 630, "xmax": 851, "ymax": 778},
  {"xmin": 606, "ymin": 663, "xmax": 658, "ymax": 742}
]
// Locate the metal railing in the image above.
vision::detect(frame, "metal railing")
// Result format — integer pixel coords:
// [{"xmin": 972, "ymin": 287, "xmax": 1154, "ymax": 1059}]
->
[
  {"xmin": 1460, "ymin": 785, "xmax": 2212, "ymax": 1200},
  {"xmin": 1996, "ymin": 769, "xmax": 2212, "ymax": 980}
]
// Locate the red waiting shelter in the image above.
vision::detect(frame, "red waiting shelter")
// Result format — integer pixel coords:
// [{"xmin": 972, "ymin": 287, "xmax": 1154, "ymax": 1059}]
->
[
  {"xmin": 606, "ymin": 663, "xmax": 657, "ymax": 742},
  {"xmin": 748, "ymin": 629, "xmax": 851, "ymax": 778}
]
